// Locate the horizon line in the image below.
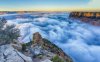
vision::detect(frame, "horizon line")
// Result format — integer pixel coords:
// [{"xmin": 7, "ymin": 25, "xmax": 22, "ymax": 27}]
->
[{"xmin": 0, "ymin": 10, "xmax": 100, "ymax": 12}]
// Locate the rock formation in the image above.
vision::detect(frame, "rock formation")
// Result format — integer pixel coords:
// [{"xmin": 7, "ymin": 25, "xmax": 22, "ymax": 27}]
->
[
  {"xmin": 69, "ymin": 12, "xmax": 100, "ymax": 26},
  {"xmin": 32, "ymin": 32, "xmax": 43, "ymax": 46},
  {"xmin": 0, "ymin": 44, "xmax": 32, "ymax": 62},
  {"xmin": 30, "ymin": 32, "xmax": 73, "ymax": 62},
  {"xmin": 70, "ymin": 12, "xmax": 100, "ymax": 18},
  {"xmin": 0, "ymin": 32, "xmax": 73, "ymax": 62}
]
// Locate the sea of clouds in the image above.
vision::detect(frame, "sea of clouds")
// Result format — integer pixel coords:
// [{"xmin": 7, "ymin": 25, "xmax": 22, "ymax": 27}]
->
[{"xmin": 2, "ymin": 13, "xmax": 100, "ymax": 62}]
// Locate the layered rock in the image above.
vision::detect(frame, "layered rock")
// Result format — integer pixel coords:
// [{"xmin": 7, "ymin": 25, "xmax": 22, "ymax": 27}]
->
[
  {"xmin": 69, "ymin": 12, "xmax": 100, "ymax": 26},
  {"xmin": 32, "ymin": 32, "xmax": 43, "ymax": 46},
  {"xmin": 70, "ymin": 12, "xmax": 100, "ymax": 18}
]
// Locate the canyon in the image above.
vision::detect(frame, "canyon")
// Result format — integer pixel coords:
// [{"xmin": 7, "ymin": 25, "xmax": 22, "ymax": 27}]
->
[{"xmin": 69, "ymin": 12, "xmax": 100, "ymax": 26}]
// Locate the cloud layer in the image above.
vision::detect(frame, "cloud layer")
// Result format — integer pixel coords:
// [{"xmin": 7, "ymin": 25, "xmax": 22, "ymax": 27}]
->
[{"xmin": 4, "ymin": 13, "xmax": 100, "ymax": 62}]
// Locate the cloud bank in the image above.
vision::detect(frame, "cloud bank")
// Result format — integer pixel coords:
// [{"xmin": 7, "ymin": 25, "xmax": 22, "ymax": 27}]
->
[{"xmin": 4, "ymin": 13, "xmax": 100, "ymax": 62}]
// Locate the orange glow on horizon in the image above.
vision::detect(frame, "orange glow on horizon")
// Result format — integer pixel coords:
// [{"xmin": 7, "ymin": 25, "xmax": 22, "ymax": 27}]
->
[{"xmin": 0, "ymin": 7, "xmax": 100, "ymax": 12}]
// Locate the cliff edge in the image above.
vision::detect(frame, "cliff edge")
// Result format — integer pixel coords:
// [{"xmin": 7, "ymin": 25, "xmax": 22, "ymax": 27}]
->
[{"xmin": 69, "ymin": 12, "xmax": 100, "ymax": 26}]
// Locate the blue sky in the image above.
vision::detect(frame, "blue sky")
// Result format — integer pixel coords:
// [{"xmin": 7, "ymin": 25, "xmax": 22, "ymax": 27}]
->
[{"xmin": 0, "ymin": 0, "xmax": 99, "ymax": 11}]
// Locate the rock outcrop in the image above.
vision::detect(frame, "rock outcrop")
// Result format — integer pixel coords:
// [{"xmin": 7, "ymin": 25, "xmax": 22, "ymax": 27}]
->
[
  {"xmin": 33, "ymin": 32, "xmax": 43, "ymax": 46},
  {"xmin": 31, "ymin": 32, "xmax": 73, "ymax": 62},
  {"xmin": 0, "ymin": 44, "xmax": 32, "ymax": 62},
  {"xmin": 69, "ymin": 12, "xmax": 100, "ymax": 26},
  {"xmin": 0, "ymin": 32, "xmax": 73, "ymax": 62}
]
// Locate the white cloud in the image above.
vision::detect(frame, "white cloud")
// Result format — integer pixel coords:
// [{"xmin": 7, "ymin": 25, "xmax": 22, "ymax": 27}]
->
[
  {"xmin": 88, "ymin": 0, "xmax": 100, "ymax": 7},
  {"xmin": 3, "ymin": 13, "xmax": 100, "ymax": 62}
]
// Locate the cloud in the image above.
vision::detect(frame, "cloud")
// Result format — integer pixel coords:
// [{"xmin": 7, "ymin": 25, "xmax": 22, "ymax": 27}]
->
[
  {"xmin": 4, "ymin": 13, "xmax": 100, "ymax": 62},
  {"xmin": 88, "ymin": 0, "xmax": 100, "ymax": 7}
]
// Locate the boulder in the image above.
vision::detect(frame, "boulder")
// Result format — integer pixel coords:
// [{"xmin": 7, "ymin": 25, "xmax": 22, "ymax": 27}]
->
[{"xmin": 11, "ymin": 40, "xmax": 22, "ymax": 51}]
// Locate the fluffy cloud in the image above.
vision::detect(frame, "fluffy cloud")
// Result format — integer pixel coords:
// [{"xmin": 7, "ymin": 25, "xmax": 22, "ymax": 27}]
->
[{"xmin": 5, "ymin": 13, "xmax": 100, "ymax": 62}]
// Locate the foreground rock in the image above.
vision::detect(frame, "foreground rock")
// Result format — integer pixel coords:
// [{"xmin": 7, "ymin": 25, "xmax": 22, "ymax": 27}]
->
[
  {"xmin": 0, "ymin": 32, "xmax": 73, "ymax": 62},
  {"xmin": 22, "ymin": 32, "xmax": 73, "ymax": 62},
  {"xmin": 0, "ymin": 44, "xmax": 32, "ymax": 62}
]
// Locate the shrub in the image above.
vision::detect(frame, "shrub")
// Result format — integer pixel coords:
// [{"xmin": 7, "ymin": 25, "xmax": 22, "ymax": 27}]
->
[
  {"xmin": 51, "ymin": 55, "xmax": 64, "ymax": 62},
  {"xmin": 37, "ymin": 54, "xmax": 43, "ymax": 59},
  {"xmin": 21, "ymin": 40, "xmax": 33, "ymax": 51},
  {"xmin": 22, "ymin": 44, "xmax": 27, "ymax": 51},
  {"xmin": 0, "ymin": 17, "xmax": 20, "ymax": 45}
]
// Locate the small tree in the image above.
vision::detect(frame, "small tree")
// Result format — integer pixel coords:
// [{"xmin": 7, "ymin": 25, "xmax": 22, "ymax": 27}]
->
[
  {"xmin": 0, "ymin": 17, "xmax": 20, "ymax": 45},
  {"xmin": 51, "ymin": 55, "xmax": 64, "ymax": 62}
]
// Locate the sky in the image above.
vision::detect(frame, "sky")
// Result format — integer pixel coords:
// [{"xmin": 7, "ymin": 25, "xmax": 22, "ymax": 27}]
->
[{"xmin": 0, "ymin": 0, "xmax": 100, "ymax": 11}]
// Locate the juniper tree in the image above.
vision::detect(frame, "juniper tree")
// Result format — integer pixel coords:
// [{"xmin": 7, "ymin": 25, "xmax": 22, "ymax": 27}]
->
[{"xmin": 0, "ymin": 17, "xmax": 20, "ymax": 45}]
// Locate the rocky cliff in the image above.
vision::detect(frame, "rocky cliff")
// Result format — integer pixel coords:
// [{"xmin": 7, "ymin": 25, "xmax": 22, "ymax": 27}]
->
[
  {"xmin": 0, "ymin": 32, "xmax": 73, "ymax": 62},
  {"xmin": 0, "ymin": 44, "xmax": 32, "ymax": 62},
  {"xmin": 22, "ymin": 32, "xmax": 73, "ymax": 62},
  {"xmin": 33, "ymin": 32, "xmax": 73, "ymax": 62},
  {"xmin": 69, "ymin": 12, "xmax": 100, "ymax": 26}
]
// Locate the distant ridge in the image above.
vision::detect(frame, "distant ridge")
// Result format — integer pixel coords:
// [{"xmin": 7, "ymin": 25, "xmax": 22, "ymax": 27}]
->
[{"xmin": 69, "ymin": 12, "xmax": 100, "ymax": 26}]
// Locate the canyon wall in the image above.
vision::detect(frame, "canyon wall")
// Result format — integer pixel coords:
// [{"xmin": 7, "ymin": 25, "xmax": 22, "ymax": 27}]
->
[
  {"xmin": 69, "ymin": 12, "xmax": 100, "ymax": 26},
  {"xmin": 70, "ymin": 12, "xmax": 100, "ymax": 19}
]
